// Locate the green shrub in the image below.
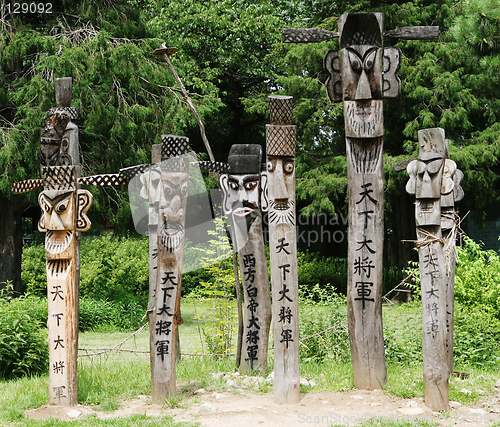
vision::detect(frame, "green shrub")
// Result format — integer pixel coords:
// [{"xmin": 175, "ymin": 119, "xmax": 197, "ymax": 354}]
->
[
  {"xmin": 453, "ymin": 302, "xmax": 500, "ymax": 367},
  {"xmin": 21, "ymin": 243, "xmax": 46, "ymax": 296},
  {"xmin": 0, "ymin": 286, "xmax": 48, "ymax": 379},
  {"xmin": 299, "ymin": 291, "xmax": 350, "ymax": 363},
  {"xmin": 80, "ymin": 234, "xmax": 149, "ymax": 303},
  {"xmin": 455, "ymin": 236, "xmax": 500, "ymax": 317},
  {"xmin": 79, "ymin": 297, "xmax": 147, "ymax": 332},
  {"xmin": 298, "ymin": 251, "xmax": 348, "ymax": 298}
]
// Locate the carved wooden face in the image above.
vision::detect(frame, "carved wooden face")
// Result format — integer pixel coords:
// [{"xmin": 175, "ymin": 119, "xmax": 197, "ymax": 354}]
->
[
  {"xmin": 158, "ymin": 170, "xmax": 189, "ymax": 252},
  {"xmin": 266, "ymin": 156, "xmax": 295, "ymax": 226},
  {"xmin": 220, "ymin": 173, "xmax": 261, "ymax": 249},
  {"xmin": 406, "ymin": 158, "xmax": 449, "ymax": 226},
  {"xmin": 39, "ymin": 191, "xmax": 75, "ymax": 231},
  {"xmin": 38, "ymin": 189, "xmax": 92, "ymax": 255},
  {"xmin": 341, "ymin": 46, "xmax": 383, "ymax": 101}
]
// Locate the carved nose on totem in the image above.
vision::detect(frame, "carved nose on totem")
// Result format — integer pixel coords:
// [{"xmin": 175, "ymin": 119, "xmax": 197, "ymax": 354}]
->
[
  {"xmin": 273, "ymin": 162, "xmax": 289, "ymax": 201},
  {"xmin": 355, "ymin": 70, "xmax": 372, "ymax": 100},
  {"xmin": 418, "ymin": 171, "xmax": 434, "ymax": 199},
  {"xmin": 48, "ymin": 211, "xmax": 65, "ymax": 230}
]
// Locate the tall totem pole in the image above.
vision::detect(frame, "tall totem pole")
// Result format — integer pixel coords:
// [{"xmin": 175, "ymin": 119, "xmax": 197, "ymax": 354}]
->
[
  {"xmin": 266, "ymin": 95, "xmax": 300, "ymax": 403},
  {"xmin": 219, "ymin": 144, "xmax": 272, "ymax": 374},
  {"xmin": 405, "ymin": 128, "xmax": 463, "ymax": 412},
  {"xmin": 12, "ymin": 78, "xmax": 93, "ymax": 405},
  {"xmin": 283, "ymin": 13, "xmax": 438, "ymax": 389},
  {"xmin": 149, "ymin": 135, "xmax": 192, "ymax": 402}
]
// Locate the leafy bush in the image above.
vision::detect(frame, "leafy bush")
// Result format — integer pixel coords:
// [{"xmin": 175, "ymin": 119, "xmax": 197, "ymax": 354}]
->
[
  {"xmin": 79, "ymin": 296, "xmax": 147, "ymax": 332},
  {"xmin": 80, "ymin": 234, "xmax": 149, "ymax": 303},
  {"xmin": 455, "ymin": 236, "xmax": 500, "ymax": 317},
  {"xmin": 0, "ymin": 285, "xmax": 48, "ymax": 379},
  {"xmin": 21, "ymin": 243, "xmax": 46, "ymax": 296},
  {"xmin": 298, "ymin": 252, "xmax": 348, "ymax": 298},
  {"xmin": 453, "ymin": 302, "xmax": 500, "ymax": 367},
  {"xmin": 299, "ymin": 290, "xmax": 350, "ymax": 362}
]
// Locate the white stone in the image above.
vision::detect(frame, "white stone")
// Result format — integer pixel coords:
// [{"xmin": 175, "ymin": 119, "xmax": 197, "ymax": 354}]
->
[
  {"xmin": 194, "ymin": 403, "xmax": 215, "ymax": 415},
  {"xmin": 370, "ymin": 403, "xmax": 381, "ymax": 408},
  {"xmin": 194, "ymin": 388, "xmax": 205, "ymax": 394},
  {"xmin": 476, "ymin": 375, "xmax": 486, "ymax": 380},
  {"xmin": 211, "ymin": 372, "xmax": 224, "ymax": 380},
  {"xmin": 460, "ymin": 388, "xmax": 472, "ymax": 396},
  {"xmin": 397, "ymin": 408, "xmax": 424, "ymax": 415},
  {"xmin": 300, "ymin": 378, "xmax": 310, "ymax": 387},
  {"xmin": 468, "ymin": 408, "xmax": 487, "ymax": 415},
  {"xmin": 449, "ymin": 401, "xmax": 462, "ymax": 408},
  {"xmin": 350, "ymin": 395, "xmax": 364, "ymax": 400},
  {"xmin": 66, "ymin": 410, "xmax": 81, "ymax": 419},
  {"xmin": 266, "ymin": 372, "xmax": 274, "ymax": 380},
  {"xmin": 214, "ymin": 393, "xmax": 226, "ymax": 400},
  {"xmin": 309, "ymin": 380, "xmax": 317, "ymax": 388}
]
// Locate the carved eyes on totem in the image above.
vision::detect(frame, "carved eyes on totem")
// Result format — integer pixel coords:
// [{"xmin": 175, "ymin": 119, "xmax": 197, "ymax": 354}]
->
[
  {"xmin": 267, "ymin": 160, "xmax": 294, "ymax": 174},
  {"xmin": 348, "ymin": 48, "xmax": 377, "ymax": 74},
  {"xmin": 417, "ymin": 159, "xmax": 444, "ymax": 176},
  {"xmin": 229, "ymin": 181, "xmax": 258, "ymax": 191},
  {"xmin": 163, "ymin": 180, "xmax": 188, "ymax": 197},
  {"xmin": 41, "ymin": 195, "xmax": 72, "ymax": 215}
]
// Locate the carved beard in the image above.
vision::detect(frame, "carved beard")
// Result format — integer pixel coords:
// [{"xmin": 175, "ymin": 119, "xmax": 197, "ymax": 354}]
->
[
  {"xmin": 268, "ymin": 199, "xmax": 295, "ymax": 226},
  {"xmin": 159, "ymin": 221, "xmax": 185, "ymax": 252},
  {"xmin": 45, "ymin": 230, "xmax": 74, "ymax": 255}
]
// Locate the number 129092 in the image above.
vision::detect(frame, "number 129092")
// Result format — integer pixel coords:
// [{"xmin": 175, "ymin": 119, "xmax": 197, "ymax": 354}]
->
[{"xmin": 3, "ymin": 2, "xmax": 52, "ymax": 14}]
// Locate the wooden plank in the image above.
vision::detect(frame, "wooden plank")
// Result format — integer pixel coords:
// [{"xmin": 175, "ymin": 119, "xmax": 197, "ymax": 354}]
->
[
  {"xmin": 282, "ymin": 28, "xmax": 338, "ymax": 43},
  {"xmin": 384, "ymin": 26, "xmax": 439, "ymax": 40}
]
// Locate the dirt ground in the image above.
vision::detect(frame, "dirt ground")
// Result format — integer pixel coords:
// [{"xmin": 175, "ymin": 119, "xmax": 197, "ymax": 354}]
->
[{"xmin": 26, "ymin": 386, "xmax": 500, "ymax": 426}]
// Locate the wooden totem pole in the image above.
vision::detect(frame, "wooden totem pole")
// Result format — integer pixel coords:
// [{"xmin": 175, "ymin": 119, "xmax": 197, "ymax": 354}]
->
[
  {"xmin": 266, "ymin": 95, "xmax": 300, "ymax": 404},
  {"xmin": 219, "ymin": 144, "xmax": 272, "ymax": 374},
  {"xmin": 12, "ymin": 77, "xmax": 93, "ymax": 405},
  {"xmin": 40, "ymin": 166, "xmax": 93, "ymax": 405},
  {"xmin": 149, "ymin": 135, "xmax": 192, "ymax": 402},
  {"xmin": 283, "ymin": 13, "xmax": 438, "ymax": 390},
  {"xmin": 405, "ymin": 127, "xmax": 459, "ymax": 412}
]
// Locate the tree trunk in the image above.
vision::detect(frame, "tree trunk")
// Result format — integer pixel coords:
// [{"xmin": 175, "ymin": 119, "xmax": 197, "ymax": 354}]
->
[{"xmin": 0, "ymin": 195, "xmax": 23, "ymax": 295}]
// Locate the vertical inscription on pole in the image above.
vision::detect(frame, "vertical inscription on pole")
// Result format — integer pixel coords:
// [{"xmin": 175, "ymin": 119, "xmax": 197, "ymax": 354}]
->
[
  {"xmin": 150, "ymin": 135, "xmax": 191, "ymax": 402},
  {"xmin": 266, "ymin": 95, "xmax": 300, "ymax": 404},
  {"xmin": 219, "ymin": 144, "xmax": 272, "ymax": 374},
  {"xmin": 406, "ymin": 127, "xmax": 452, "ymax": 412}
]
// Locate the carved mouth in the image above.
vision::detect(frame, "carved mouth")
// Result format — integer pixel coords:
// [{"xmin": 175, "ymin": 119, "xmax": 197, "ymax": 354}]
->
[
  {"xmin": 269, "ymin": 200, "xmax": 295, "ymax": 226},
  {"xmin": 355, "ymin": 107, "xmax": 372, "ymax": 117},
  {"xmin": 160, "ymin": 222, "xmax": 185, "ymax": 251},
  {"xmin": 45, "ymin": 230, "xmax": 73, "ymax": 255},
  {"xmin": 233, "ymin": 207, "xmax": 255, "ymax": 218}
]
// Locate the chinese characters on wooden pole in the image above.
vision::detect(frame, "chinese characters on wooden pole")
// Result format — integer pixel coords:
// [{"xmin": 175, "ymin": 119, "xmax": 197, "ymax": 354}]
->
[
  {"xmin": 266, "ymin": 95, "xmax": 300, "ymax": 403},
  {"xmin": 220, "ymin": 144, "xmax": 271, "ymax": 374},
  {"xmin": 283, "ymin": 12, "xmax": 438, "ymax": 390},
  {"xmin": 150, "ymin": 135, "xmax": 192, "ymax": 402},
  {"xmin": 406, "ymin": 127, "xmax": 458, "ymax": 412},
  {"xmin": 39, "ymin": 166, "xmax": 93, "ymax": 405}
]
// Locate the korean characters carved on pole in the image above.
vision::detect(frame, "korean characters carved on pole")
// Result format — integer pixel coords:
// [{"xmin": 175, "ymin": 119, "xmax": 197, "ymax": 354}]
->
[
  {"xmin": 219, "ymin": 144, "xmax": 272, "ymax": 374},
  {"xmin": 266, "ymin": 95, "xmax": 300, "ymax": 404},
  {"xmin": 150, "ymin": 135, "xmax": 192, "ymax": 402},
  {"xmin": 405, "ymin": 127, "xmax": 459, "ymax": 412},
  {"xmin": 38, "ymin": 166, "xmax": 92, "ymax": 406}
]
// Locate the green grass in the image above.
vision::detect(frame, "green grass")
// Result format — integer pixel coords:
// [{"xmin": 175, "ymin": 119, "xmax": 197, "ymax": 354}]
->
[{"xmin": 2, "ymin": 298, "xmax": 500, "ymax": 426}]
